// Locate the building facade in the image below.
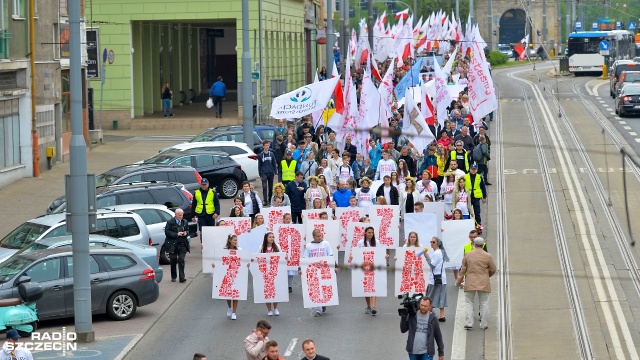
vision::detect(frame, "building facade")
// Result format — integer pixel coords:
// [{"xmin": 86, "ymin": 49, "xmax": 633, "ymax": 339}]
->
[{"xmin": 88, "ymin": 0, "xmax": 309, "ymax": 128}]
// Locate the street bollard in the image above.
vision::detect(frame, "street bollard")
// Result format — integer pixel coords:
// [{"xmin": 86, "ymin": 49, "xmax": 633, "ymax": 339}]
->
[{"xmin": 602, "ymin": 64, "xmax": 608, "ymax": 80}]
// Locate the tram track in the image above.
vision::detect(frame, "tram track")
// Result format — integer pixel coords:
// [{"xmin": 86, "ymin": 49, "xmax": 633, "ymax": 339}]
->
[
  {"xmin": 510, "ymin": 68, "xmax": 640, "ymax": 359},
  {"xmin": 509, "ymin": 73, "xmax": 594, "ymax": 359},
  {"xmin": 494, "ymin": 85, "xmax": 513, "ymax": 360},
  {"xmin": 566, "ymin": 80, "xmax": 640, "ymax": 302}
]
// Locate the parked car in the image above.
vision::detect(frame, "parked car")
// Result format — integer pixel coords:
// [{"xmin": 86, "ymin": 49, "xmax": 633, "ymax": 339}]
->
[
  {"xmin": 104, "ymin": 204, "xmax": 197, "ymax": 264},
  {"xmin": 498, "ymin": 44, "xmax": 514, "ymax": 58},
  {"xmin": 17, "ymin": 234, "xmax": 164, "ymax": 283},
  {"xmin": 142, "ymin": 150, "xmax": 246, "ymax": 198},
  {"xmin": 615, "ymin": 84, "xmax": 640, "ymax": 117},
  {"xmin": 95, "ymin": 164, "xmax": 202, "ymax": 194},
  {"xmin": 610, "ymin": 60, "xmax": 638, "ymax": 97},
  {"xmin": 47, "ymin": 181, "xmax": 194, "ymax": 215},
  {"xmin": 0, "ymin": 210, "xmax": 152, "ymax": 263},
  {"xmin": 161, "ymin": 141, "xmax": 259, "ymax": 181},
  {"xmin": 188, "ymin": 125, "xmax": 277, "ymax": 153},
  {"xmin": 614, "ymin": 70, "xmax": 640, "ymax": 96},
  {"xmin": 0, "ymin": 248, "xmax": 159, "ymax": 321}
]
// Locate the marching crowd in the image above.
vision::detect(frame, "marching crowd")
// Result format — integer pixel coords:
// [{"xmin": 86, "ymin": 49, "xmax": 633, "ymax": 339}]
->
[{"xmin": 175, "ymin": 45, "xmax": 499, "ymax": 360}]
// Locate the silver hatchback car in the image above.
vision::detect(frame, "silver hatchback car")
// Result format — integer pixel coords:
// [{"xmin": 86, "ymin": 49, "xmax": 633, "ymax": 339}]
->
[
  {"xmin": 0, "ymin": 210, "xmax": 152, "ymax": 263},
  {"xmin": 0, "ymin": 248, "xmax": 159, "ymax": 321}
]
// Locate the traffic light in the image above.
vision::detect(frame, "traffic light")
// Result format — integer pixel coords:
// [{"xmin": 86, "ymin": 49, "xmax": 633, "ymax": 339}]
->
[
  {"xmin": 349, "ymin": 8, "xmax": 355, "ymax": 18},
  {"xmin": 359, "ymin": 1, "xmax": 367, "ymax": 10},
  {"xmin": 335, "ymin": 1, "xmax": 340, "ymax": 11}
]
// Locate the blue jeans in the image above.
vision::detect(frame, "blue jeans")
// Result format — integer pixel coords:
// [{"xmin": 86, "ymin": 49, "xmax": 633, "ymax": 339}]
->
[
  {"xmin": 162, "ymin": 98, "xmax": 172, "ymax": 116},
  {"xmin": 408, "ymin": 354, "xmax": 433, "ymax": 360}
]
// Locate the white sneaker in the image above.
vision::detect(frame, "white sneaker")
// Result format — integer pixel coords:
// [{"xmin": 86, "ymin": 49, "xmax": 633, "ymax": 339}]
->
[
  {"xmin": 267, "ymin": 311, "xmax": 274, "ymax": 316},
  {"xmin": 226, "ymin": 307, "xmax": 232, "ymax": 318},
  {"xmin": 231, "ymin": 313, "xmax": 237, "ymax": 320},
  {"xmin": 273, "ymin": 309, "xmax": 280, "ymax": 316}
]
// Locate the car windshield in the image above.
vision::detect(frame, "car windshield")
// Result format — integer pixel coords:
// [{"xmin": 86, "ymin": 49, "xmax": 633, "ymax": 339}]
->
[
  {"xmin": 189, "ymin": 130, "xmax": 216, "ymax": 143},
  {"xmin": 0, "ymin": 256, "xmax": 33, "ymax": 284},
  {"xmin": 95, "ymin": 173, "xmax": 119, "ymax": 187},
  {"xmin": 0, "ymin": 223, "xmax": 49, "ymax": 250},
  {"xmin": 16, "ymin": 243, "xmax": 50, "ymax": 256},
  {"xmin": 143, "ymin": 152, "xmax": 178, "ymax": 165},
  {"xmin": 499, "ymin": 46, "xmax": 510, "ymax": 51}
]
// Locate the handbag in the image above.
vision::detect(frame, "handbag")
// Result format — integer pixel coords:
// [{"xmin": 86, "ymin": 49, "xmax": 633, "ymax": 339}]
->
[{"xmin": 433, "ymin": 259, "xmax": 444, "ymax": 285}]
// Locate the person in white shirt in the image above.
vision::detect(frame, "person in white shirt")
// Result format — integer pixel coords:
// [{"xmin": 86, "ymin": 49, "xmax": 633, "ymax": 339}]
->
[
  {"xmin": 305, "ymin": 176, "xmax": 328, "ymax": 209},
  {"xmin": 355, "ymin": 177, "xmax": 375, "ymax": 214},
  {"xmin": 417, "ymin": 169, "xmax": 438, "ymax": 202},
  {"xmin": 239, "ymin": 181, "xmax": 263, "ymax": 222},
  {"xmin": 211, "ymin": 234, "xmax": 244, "ymax": 320},
  {"xmin": 300, "ymin": 229, "xmax": 334, "ymax": 317},
  {"xmin": 336, "ymin": 153, "xmax": 354, "ymax": 184},
  {"xmin": 327, "ymin": 149, "xmax": 343, "ymax": 180},
  {"xmin": 375, "ymin": 150, "xmax": 397, "ymax": 180},
  {"xmin": 447, "ymin": 161, "xmax": 466, "ymax": 181},
  {"xmin": 400, "ymin": 177, "xmax": 422, "ymax": 216},
  {"xmin": 0, "ymin": 329, "xmax": 33, "ymax": 360}
]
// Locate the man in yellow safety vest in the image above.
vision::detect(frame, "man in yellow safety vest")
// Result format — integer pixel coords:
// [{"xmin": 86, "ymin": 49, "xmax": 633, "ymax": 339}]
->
[
  {"xmin": 191, "ymin": 178, "xmax": 220, "ymax": 240},
  {"xmin": 281, "ymin": 151, "xmax": 297, "ymax": 186}
]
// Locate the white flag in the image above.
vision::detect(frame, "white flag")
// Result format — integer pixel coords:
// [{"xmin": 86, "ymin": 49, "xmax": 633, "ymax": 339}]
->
[
  {"xmin": 467, "ymin": 28, "xmax": 498, "ymax": 120},
  {"xmin": 403, "ymin": 87, "xmax": 434, "ymax": 152},
  {"xmin": 433, "ymin": 55, "xmax": 453, "ymax": 128},
  {"xmin": 269, "ymin": 77, "xmax": 339, "ymax": 118},
  {"xmin": 358, "ymin": 59, "xmax": 382, "ymax": 129},
  {"xmin": 378, "ymin": 58, "xmax": 396, "ymax": 144}
]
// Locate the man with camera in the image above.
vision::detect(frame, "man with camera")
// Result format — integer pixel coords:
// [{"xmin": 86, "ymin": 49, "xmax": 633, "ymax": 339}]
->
[{"xmin": 400, "ymin": 296, "xmax": 445, "ymax": 360}]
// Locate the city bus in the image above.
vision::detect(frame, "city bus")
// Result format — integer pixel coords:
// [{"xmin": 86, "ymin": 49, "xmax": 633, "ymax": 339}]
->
[{"xmin": 567, "ymin": 30, "xmax": 635, "ymax": 75}]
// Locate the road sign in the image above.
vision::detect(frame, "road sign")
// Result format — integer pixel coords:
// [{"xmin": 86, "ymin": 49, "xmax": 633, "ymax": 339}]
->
[
  {"xmin": 251, "ymin": 71, "xmax": 260, "ymax": 81},
  {"xmin": 107, "ymin": 50, "xmax": 114, "ymax": 64},
  {"xmin": 600, "ymin": 40, "xmax": 610, "ymax": 56},
  {"xmin": 592, "ymin": 23, "xmax": 598, "ymax": 30},
  {"xmin": 599, "ymin": 40, "xmax": 609, "ymax": 51},
  {"xmin": 616, "ymin": 21, "xmax": 622, "ymax": 29},
  {"xmin": 102, "ymin": 48, "xmax": 108, "ymax": 63},
  {"xmin": 628, "ymin": 22, "xmax": 637, "ymax": 30},
  {"xmin": 575, "ymin": 21, "xmax": 582, "ymax": 30}
]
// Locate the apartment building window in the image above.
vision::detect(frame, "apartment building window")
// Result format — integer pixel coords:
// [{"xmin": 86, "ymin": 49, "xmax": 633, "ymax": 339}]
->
[
  {"xmin": 12, "ymin": 0, "xmax": 24, "ymax": 18},
  {"xmin": 0, "ymin": 99, "xmax": 21, "ymax": 169}
]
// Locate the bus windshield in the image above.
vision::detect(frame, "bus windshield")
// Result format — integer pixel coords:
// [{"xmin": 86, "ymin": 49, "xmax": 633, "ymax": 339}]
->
[{"xmin": 568, "ymin": 35, "xmax": 604, "ymax": 56}]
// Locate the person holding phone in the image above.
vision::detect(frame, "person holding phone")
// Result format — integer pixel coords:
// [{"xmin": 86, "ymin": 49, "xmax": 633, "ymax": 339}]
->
[{"xmin": 164, "ymin": 208, "xmax": 190, "ymax": 283}]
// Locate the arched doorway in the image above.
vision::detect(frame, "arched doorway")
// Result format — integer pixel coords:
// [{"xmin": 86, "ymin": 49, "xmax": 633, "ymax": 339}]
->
[{"xmin": 499, "ymin": 9, "xmax": 529, "ymax": 45}]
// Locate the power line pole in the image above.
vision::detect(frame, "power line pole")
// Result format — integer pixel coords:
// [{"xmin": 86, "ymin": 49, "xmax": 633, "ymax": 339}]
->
[
  {"xmin": 69, "ymin": 0, "xmax": 94, "ymax": 342},
  {"xmin": 368, "ymin": 0, "xmax": 374, "ymax": 50},
  {"xmin": 241, "ymin": 0, "xmax": 253, "ymax": 150},
  {"xmin": 543, "ymin": 0, "xmax": 547, "ymax": 44}
]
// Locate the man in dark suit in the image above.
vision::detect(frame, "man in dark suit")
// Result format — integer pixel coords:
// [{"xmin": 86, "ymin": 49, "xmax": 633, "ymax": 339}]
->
[
  {"xmin": 164, "ymin": 208, "xmax": 190, "ymax": 283},
  {"xmin": 301, "ymin": 339, "xmax": 330, "ymax": 360},
  {"xmin": 343, "ymin": 135, "xmax": 357, "ymax": 166}
]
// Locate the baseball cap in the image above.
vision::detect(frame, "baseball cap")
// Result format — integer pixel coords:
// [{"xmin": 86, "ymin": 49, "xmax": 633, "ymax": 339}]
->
[
  {"xmin": 201, "ymin": 178, "xmax": 209, "ymax": 185},
  {"xmin": 298, "ymin": 140, "xmax": 305, "ymax": 145},
  {"xmin": 470, "ymin": 164, "xmax": 478, "ymax": 170},
  {"xmin": 474, "ymin": 237, "xmax": 485, "ymax": 246},
  {"xmin": 6, "ymin": 329, "xmax": 19, "ymax": 340}
]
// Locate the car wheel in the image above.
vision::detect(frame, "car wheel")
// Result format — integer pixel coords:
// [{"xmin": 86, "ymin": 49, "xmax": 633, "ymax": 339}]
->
[
  {"xmin": 619, "ymin": 108, "xmax": 625, "ymax": 117},
  {"xmin": 159, "ymin": 244, "xmax": 171, "ymax": 265},
  {"xmin": 107, "ymin": 290, "xmax": 137, "ymax": 321},
  {"xmin": 615, "ymin": 106, "xmax": 619, "ymax": 114},
  {"xmin": 220, "ymin": 177, "xmax": 239, "ymax": 198}
]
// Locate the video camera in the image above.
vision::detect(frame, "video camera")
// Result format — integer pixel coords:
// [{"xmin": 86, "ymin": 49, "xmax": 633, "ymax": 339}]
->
[{"xmin": 397, "ymin": 292, "xmax": 423, "ymax": 317}]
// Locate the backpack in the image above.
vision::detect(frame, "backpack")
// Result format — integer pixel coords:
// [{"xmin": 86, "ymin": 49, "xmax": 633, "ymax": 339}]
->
[{"xmin": 472, "ymin": 144, "xmax": 484, "ymax": 162}]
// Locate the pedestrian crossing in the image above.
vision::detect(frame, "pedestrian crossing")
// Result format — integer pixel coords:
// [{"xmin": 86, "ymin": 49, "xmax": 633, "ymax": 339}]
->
[{"xmin": 125, "ymin": 135, "xmax": 194, "ymax": 142}]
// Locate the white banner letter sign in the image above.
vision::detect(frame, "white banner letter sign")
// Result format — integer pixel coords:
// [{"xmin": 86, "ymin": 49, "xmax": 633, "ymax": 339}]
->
[
  {"xmin": 250, "ymin": 253, "xmax": 289, "ymax": 303},
  {"xmin": 201, "ymin": 226, "xmax": 234, "ymax": 274},
  {"xmin": 395, "ymin": 248, "xmax": 430, "ymax": 296},
  {"xmin": 274, "ymin": 224, "xmax": 305, "ymax": 270},
  {"xmin": 301, "ymin": 209, "xmax": 328, "ymax": 223},
  {"xmin": 212, "ymin": 249, "xmax": 250, "ymax": 300},
  {"xmin": 336, "ymin": 207, "xmax": 364, "ymax": 249},
  {"xmin": 238, "ymin": 225, "xmax": 267, "ymax": 253},
  {"xmin": 300, "ymin": 257, "xmax": 339, "ymax": 308},
  {"xmin": 370, "ymin": 205, "xmax": 400, "ymax": 248},
  {"xmin": 217, "ymin": 217, "xmax": 252, "ymax": 236},
  {"xmin": 351, "ymin": 247, "xmax": 388, "ymax": 297},
  {"xmin": 261, "ymin": 206, "xmax": 291, "ymax": 231},
  {"xmin": 441, "ymin": 219, "xmax": 476, "ymax": 269}
]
